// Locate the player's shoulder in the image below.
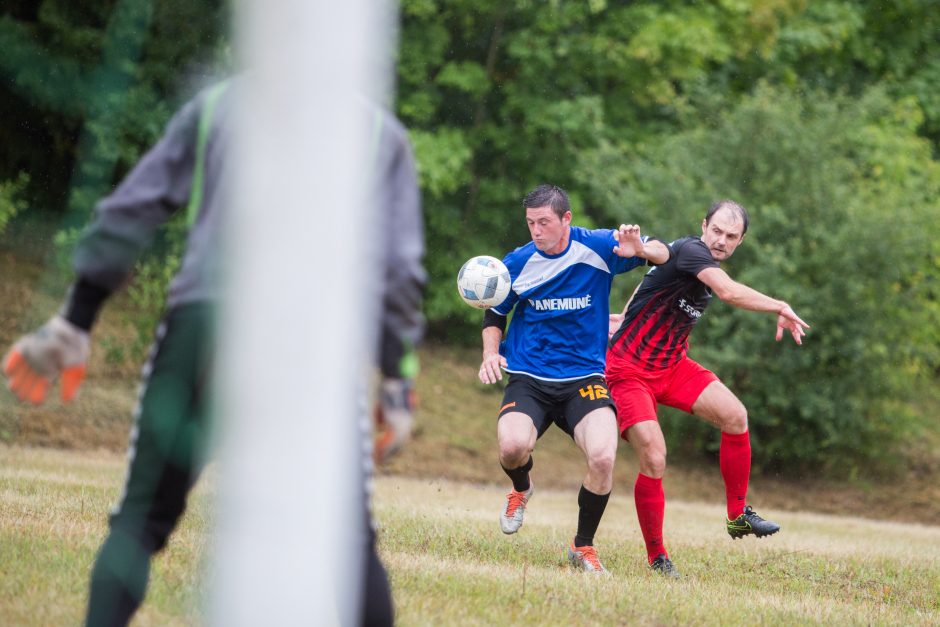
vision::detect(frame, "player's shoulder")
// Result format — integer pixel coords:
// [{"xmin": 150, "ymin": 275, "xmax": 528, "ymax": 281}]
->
[
  {"xmin": 349, "ymin": 97, "xmax": 408, "ymax": 143},
  {"xmin": 502, "ymin": 241, "xmax": 537, "ymax": 273},
  {"xmin": 670, "ymin": 235, "xmax": 706, "ymax": 254},
  {"xmin": 571, "ymin": 225, "xmax": 615, "ymax": 243},
  {"xmin": 373, "ymin": 104, "xmax": 409, "ymax": 142},
  {"xmin": 164, "ymin": 78, "xmax": 234, "ymax": 142},
  {"xmin": 669, "ymin": 235, "xmax": 719, "ymax": 275},
  {"xmin": 570, "ymin": 226, "xmax": 617, "ymax": 256}
]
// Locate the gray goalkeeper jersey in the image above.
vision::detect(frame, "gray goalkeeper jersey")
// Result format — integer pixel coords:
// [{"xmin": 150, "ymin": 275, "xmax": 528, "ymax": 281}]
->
[{"xmin": 72, "ymin": 81, "xmax": 426, "ymax": 369}]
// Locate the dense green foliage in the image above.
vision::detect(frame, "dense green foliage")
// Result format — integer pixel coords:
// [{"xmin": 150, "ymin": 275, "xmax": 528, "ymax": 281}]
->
[
  {"xmin": 398, "ymin": 0, "xmax": 939, "ymax": 328},
  {"xmin": 0, "ymin": 1, "xmax": 227, "ymax": 217},
  {"xmin": 1, "ymin": 0, "xmax": 937, "ymax": 474},
  {"xmin": 0, "ymin": 0, "xmax": 226, "ymax": 358},
  {"xmin": 597, "ymin": 85, "xmax": 940, "ymax": 473},
  {"xmin": 397, "ymin": 0, "xmax": 940, "ymax": 474},
  {"xmin": 0, "ymin": 173, "xmax": 29, "ymax": 235}
]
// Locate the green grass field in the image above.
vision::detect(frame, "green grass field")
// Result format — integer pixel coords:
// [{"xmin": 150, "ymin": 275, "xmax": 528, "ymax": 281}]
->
[{"xmin": 2, "ymin": 445, "xmax": 939, "ymax": 626}]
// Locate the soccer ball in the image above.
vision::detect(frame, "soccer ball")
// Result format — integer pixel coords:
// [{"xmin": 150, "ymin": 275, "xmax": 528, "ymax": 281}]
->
[{"xmin": 457, "ymin": 256, "xmax": 511, "ymax": 309}]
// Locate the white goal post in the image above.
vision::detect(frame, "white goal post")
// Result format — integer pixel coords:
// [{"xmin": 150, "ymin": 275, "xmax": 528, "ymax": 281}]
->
[{"xmin": 211, "ymin": 1, "xmax": 396, "ymax": 624}]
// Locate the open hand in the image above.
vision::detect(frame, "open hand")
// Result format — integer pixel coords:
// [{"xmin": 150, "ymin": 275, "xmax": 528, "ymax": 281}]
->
[
  {"xmin": 775, "ymin": 305, "xmax": 810, "ymax": 345},
  {"xmin": 613, "ymin": 224, "xmax": 643, "ymax": 258},
  {"xmin": 479, "ymin": 351, "xmax": 506, "ymax": 384}
]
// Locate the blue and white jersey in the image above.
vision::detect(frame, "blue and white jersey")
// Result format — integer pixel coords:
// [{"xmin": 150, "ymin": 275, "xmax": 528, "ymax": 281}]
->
[{"xmin": 492, "ymin": 226, "xmax": 649, "ymax": 381}]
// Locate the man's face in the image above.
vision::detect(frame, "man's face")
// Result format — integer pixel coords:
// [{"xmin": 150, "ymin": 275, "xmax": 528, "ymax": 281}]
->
[
  {"xmin": 526, "ymin": 205, "xmax": 571, "ymax": 254},
  {"xmin": 701, "ymin": 207, "xmax": 746, "ymax": 261}
]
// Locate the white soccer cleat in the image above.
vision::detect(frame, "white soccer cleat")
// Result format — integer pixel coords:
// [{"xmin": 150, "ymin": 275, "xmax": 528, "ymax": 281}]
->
[
  {"xmin": 568, "ymin": 541, "xmax": 609, "ymax": 574},
  {"xmin": 499, "ymin": 483, "xmax": 533, "ymax": 534}
]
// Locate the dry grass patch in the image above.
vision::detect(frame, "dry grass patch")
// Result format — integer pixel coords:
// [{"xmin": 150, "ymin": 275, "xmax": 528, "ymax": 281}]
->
[
  {"xmin": 1, "ymin": 446, "xmax": 939, "ymax": 626},
  {"xmin": 375, "ymin": 476, "xmax": 940, "ymax": 626},
  {"xmin": 0, "ymin": 445, "xmax": 211, "ymax": 626}
]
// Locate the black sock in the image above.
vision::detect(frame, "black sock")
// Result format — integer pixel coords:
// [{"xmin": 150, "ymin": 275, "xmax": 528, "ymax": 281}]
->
[
  {"xmin": 574, "ymin": 485, "xmax": 610, "ymax": 547},
  {"xmin": 501, "ymin": 456, "xmax": 533, "ymax": 492}
]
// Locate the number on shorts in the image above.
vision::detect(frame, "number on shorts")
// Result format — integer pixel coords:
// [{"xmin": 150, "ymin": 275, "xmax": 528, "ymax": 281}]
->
[{"xmin": 579, "ymin": 384, "xmax": 609, "ymax": 401}]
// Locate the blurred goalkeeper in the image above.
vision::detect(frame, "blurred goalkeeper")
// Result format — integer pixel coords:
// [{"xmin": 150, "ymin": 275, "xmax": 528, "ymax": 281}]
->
[{"xmin": 2, "ymin": 79, "xmax": 424, "ymax": 626}]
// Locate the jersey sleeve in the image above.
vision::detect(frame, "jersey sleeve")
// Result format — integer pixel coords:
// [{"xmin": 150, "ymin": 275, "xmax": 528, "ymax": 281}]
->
[
  {"xmin": 71, "ymin": 92, "xmax": 204, "ymax": 291},
  {"xmin": 491, "ymin": 252, "xmax": 519, "ymax": 316},
  {"xmin": 675, "ymin": 238, "xmax": 720, "ymax": 275},
  {"xmin": 377, "ymin": 110, "xmax": 427, "ymax": 378}
]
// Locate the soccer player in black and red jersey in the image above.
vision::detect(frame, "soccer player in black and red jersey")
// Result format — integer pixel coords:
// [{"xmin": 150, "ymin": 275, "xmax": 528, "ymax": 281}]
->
[{"xmin": 606, "ymin": 200, "xmax": 809, "ymax": 578}]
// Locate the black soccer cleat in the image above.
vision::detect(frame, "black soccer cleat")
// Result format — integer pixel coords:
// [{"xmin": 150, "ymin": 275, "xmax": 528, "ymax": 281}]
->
[
  {"xmin": 650, "ymin": 554, "xmax": 681, "ymax": 579},
  {"xmin": 726, "ymin": 505, "xmax": 781, "ymax": 539}
]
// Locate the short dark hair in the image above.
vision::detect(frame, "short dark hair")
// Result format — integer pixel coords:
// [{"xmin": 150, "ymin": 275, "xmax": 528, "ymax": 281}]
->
[
  {"xmin": 705, "ymin": 199, "xmax": 749, "ymax": 234},
  {"xmin": 523, "ymin": 184, "xmax": 570, "ymax": 219}
]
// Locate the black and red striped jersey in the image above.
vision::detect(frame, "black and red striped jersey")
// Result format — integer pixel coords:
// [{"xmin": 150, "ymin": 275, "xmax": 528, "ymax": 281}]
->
[{"xmin": 609, "ymin": 236, "xmax": 719, "ymax": 370}]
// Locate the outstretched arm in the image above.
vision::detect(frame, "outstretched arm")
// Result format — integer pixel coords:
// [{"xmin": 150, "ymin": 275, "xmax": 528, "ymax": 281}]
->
[
  {"xmin": 697, "ymin": 266, "xmax": 810, "ymax": 345},
  {"xmin": 612, "ymin": 224, "xmax": 669, "ymax": 265}
]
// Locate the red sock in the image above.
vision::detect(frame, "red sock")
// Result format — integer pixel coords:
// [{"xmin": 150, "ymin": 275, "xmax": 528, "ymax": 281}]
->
[
  {"xmin": 634, "ymin": 473, "xmax": 667, "ymax": 564},
  {"xmin": 720, "ymin": 431, "xmax": 751, "ymax": 519}
]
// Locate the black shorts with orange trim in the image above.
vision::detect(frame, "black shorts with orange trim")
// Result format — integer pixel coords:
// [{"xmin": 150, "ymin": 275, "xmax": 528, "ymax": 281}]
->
[{"xmin": 498, "ymin": 373, "xmax": 616, "ymax": 438}]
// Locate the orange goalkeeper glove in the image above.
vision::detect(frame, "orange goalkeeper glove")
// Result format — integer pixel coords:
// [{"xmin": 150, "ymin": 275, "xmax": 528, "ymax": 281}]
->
[
  {"xmin": 3, "ymin": 315, "xmax": 90, "ymax": 404},
  {"xmin": 373, "ymin": 378, "xmax": 416, "ymax": 464}
]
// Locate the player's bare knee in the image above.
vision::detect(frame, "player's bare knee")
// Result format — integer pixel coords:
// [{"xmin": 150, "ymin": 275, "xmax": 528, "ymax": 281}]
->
[
  {"xmin": 587, "ymin": 448, "xmax": 615, "ymax": 478},
  {"xmin": 640, "ymin": 447, "xmax": 667, "ymax": 477},
  {"xmin": 499, "ymin": 438, "xmax": 531, "ymax": 466},
  {"xmin": 723, "ymin": 404, "xmax": 748, "ymax": 434}
]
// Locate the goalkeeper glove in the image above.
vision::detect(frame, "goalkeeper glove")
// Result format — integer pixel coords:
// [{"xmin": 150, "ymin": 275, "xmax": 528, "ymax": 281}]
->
[
  {"xmin": 3, "ymin": 315, "xmax": 90, "ymax": 404},
  {"xmin": 373, "ymin": 378, "xmax": 416, "ymax": 464}
]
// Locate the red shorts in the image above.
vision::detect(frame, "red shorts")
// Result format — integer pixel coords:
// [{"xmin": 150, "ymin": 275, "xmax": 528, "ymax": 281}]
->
[{"xmin": 606, "ymin": 352, "xmax": 718, "ymax": 439}]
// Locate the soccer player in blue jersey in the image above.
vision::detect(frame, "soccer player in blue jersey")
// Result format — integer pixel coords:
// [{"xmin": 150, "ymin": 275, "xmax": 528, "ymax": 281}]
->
[
  {"xmin": 606, "ymin": 200, "xmax": 809, "ymax": 578},
  {"xmin": 478, "ymin": 183, "xmax": 669, "ymax": 573}
]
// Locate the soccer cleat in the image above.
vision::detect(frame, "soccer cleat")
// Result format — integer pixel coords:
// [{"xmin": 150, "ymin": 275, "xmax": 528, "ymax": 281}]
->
[
  {"xmin": 500, "ymin": 483, "xmax": 533, "ymax": 534},
  {"xmin": 726, "ymin": 505, "xmax": 781, "ymax": 539},
  {"xmin": 567, "ymin": 542, "xmax": 609, "ymax": 574},
  {"xmin": 650, "ymin": 554, "xmax": 680, "ymax": 579}
]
